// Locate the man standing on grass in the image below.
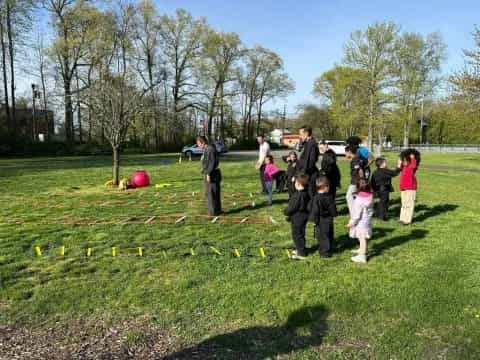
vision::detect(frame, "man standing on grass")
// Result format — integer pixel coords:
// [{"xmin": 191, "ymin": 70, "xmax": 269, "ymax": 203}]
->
[
  {"xmin": 299, "ymin": 125, "xmax": 320, "ymax": 197},
  {"xmin": 255, "ymin": 134, "xmax": 271, "ymax": 194},
  {"xmin": 197, "ymin": 136, "xmax": 222, "ymax": 216}
]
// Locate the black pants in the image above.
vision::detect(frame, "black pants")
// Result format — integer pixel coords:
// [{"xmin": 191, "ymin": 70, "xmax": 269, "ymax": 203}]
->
[
  {"xmin": 376, "ymin": 190, "xmax": 390, "ymax": 220},
  {"xmin": 315, "ymin": 218, "xmax": 334, "ymax": 256},
  {"xmin": 291, "ymin": 219, "xmax": 308, "ymax": 256},
  {"xmin": 205, "ymin": 174, "xmax": 222, "ymax": 216},
  {"xmin": 307, "ymin": 170, "xmax": 319, "ymax": 198},
  {"xmin": 259, "ymin": 164, "xmax": 267, "ymax": 193},
  {"xmin": 273, "ymin": 170, "xmax": 286, "ymax": 193}
]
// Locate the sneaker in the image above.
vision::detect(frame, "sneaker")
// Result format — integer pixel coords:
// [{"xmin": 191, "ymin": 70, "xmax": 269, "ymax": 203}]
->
[
  {"xmin": 291, "ymin": 253, "xmax": 306, "ymax": 260},
  {"xmin": 351, "ymin": 254, "xmax": 367, "ymax": 263}
]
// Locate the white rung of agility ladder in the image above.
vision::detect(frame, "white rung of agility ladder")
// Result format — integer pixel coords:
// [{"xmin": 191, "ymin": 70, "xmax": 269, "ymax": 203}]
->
[
  {"xmin": 211, "ymin": 216, "xmax": 219, "ymax": 223},
  {"xmin": 175, "ymin": 215, "xmax": 187, "ymax": 224},
  {"xmin": 240, "ymin": 217, "xmax": 249, "ymax": 224}
]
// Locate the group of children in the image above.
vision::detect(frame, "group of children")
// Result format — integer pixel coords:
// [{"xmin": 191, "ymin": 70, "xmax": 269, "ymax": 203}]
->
[{"xmin": 276, "ymin": 142, "xmax": 421, "ymax": 263}]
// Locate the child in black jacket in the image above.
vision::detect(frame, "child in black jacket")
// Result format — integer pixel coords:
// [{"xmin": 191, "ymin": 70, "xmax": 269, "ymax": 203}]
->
[
  {"xmin": 284, "ymin": 174, "xmax": 310, "ymax": 260},
  {"xmin": 309, "ymin": 176, "xmax": 337, "ymax": 258},
  {"xmin": 371, "ymin": 158, "xmax": 401, "ymax": 220},
  {"xmin": 282, "ymin": 151, "xmax": 303, "ymax": 197}
]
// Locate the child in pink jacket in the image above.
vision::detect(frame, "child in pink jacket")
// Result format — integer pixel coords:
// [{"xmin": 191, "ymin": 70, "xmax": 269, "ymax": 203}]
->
[{"xmin": 264, "ymin": 155, "xmax": 280, "ymax": 205}]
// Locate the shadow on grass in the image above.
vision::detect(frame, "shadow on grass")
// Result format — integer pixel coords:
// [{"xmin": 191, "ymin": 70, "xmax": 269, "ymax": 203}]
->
[
  {"xmin": 413, "ymin": 204, "xmax": 458, "ymax": 223},
  {"xmin": 370, "ymin": 229, "xmax": 429, "ymax": 258},
  {"xmin": 223, "ymin": 198, "xmax": 289, "ymax": 215},
  {"xmin": 163, "ymin": 305, "xmax": 329, "ymax": 359},
  {"xmin": 332, "ymin": 228, "xmax": 395, "ymax": 255}
]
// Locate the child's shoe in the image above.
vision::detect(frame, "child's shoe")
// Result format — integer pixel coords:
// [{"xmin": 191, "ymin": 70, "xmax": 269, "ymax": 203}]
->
[
  {"xmin": 351, "ymin": 254, "xmax": 367, "ymax": 263},
  {"xmin": 291, "ymin": 250, "xmax": 306, "ymax": 260}
]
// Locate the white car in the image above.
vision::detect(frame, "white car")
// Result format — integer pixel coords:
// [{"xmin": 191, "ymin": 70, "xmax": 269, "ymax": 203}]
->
[
  {"xmin": 322, "ymin": 140, "xmax": 347, "ymax": 156},
  {"xmin": 182, "ymin": 142, "xmax": 228, "ymax": 157},
  {"xmin": 182, "ymin": 144, "xmax": 204, "ymax": 157}
]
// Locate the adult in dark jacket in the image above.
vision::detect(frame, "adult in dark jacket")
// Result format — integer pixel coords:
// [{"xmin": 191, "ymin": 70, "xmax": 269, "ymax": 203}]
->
[
  {"xmin": 299, "ymin": 125, "xmax": 319, "ymax": 197},
  {"xmin": 198, "ymin": 136, "xmax": 222, "ymax": 216},
  {"xmin": 319, "ymin": 140, "xmax": 341, "ymax": 201}
]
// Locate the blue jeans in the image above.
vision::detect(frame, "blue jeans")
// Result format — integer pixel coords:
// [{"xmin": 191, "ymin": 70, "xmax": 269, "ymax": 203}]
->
[{"xmin": 265, "ymin": 181, "xmax": 273, "ymax": 205}]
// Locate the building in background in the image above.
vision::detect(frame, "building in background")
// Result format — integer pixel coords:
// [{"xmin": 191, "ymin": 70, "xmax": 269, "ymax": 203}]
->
[{"xmin": 0, "ymin": 105, "xmax": 54, "ymax": 142}]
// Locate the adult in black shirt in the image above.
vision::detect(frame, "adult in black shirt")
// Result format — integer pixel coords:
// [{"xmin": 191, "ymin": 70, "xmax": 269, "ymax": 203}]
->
[
  {"xmin": 299, "ymin": 125, "xmax": 319, "ymax": 197},
  {"xmin": 319, "ymin": 140, "xmax": 341, "ymax": 201},
  {"xmin": 198, "ymin": 136, "xmax": 222, "ymax": 216}
]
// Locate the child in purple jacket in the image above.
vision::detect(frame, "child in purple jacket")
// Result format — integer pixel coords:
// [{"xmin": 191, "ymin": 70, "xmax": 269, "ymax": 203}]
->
[{"xmin": 348, "ymin": 178, "xmax": 374, "ymax": 263}]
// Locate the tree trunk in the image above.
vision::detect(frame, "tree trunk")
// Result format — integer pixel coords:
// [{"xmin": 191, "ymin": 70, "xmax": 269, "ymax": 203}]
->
[
  {"xmin": 112, "ymin": 146, "xmax": 120, "ymax": 185},
  {"xmin": 64, "ymin": 77, "xmax": 74, "ymax": 142},
  {"xmin": 220, "ymin": 84, "xmax": 225, "ymax": 139},
  {"xmin": 6, "ymin": 0, "xmax": 15, "ymax": 136},
  {"xmin": 367, "ymin": 90, "xmax": 374, "ymax": 150},
  {"xmin": 207, "ymin": 82, "xmax": 221, "ymax": 140},
  {"xmin": 76, "ymin": 71, "xmax": 82, "ymax": 143},
  {"xmin": 0, "ymin": 16, "xmax": 11, "ymax": 137}
]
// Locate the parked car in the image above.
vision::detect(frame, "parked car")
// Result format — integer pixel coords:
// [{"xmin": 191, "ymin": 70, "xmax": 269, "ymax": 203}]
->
[
  {"xmin": 215, "ymin": 141, "xmax": 228, "ymax": 154},
  {"xmin": 182, "ymin": 142, "xmax": 228, "ymax": 157},
  {"xmin": 322, "ymin": 140, "xmax": 347, "ymax": 156},
  {"xmin": 182, "ymin": 144, "xmax": 204, "ymax": 157}
]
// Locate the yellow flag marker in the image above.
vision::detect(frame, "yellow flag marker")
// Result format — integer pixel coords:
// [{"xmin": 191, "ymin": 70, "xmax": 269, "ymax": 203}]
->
[
  {"xmin": 234, "ymin": 249, "xmax": 241, "ymax": 258},
  {"xmin": 259, "ymin": 248, "xmax": 266, "ymax": 258},
  {"xmin": 138, "ymin": 247, "xmax": 143, "ymax": 257},
  {"xmin": 190, "ymin": 248, "xmax": 196, "ymax": 256},
  {"xmin": 189, "ymin": 154, "xmax": 192, "ymax": 162},
  {"xmin": 35, "ymin": 246, "xmax": 42, "ymax": 257},
  {"xmin": 178, "ymin": 155, "xmax": 182, "ymax": 164},
  {"xmin": 285, "ymin": 249, "xmax": 291, "ymax": 258},
  {"xmin": 162, "ymin": 251, "xmax": 167, "ymax": 259},
  {"xmin": 112, "ymin": 247, "xmax": 117, "ymax": 257},
  {"xmin": 87, "ymin": 248, "xmax": 92, "ymax": 257},
  {"xmin": 60, "ymin": 246, "xmax": 65, "ymax": 256},
  {"xmin": 210, "ymin": 246, "xmax": 222, "ymax": 255}
]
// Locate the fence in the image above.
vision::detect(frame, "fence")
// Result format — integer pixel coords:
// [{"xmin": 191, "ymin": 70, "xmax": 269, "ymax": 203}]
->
[{"xmin": 385, "ymin": 144, "xmax": 480, "ymax": 153}]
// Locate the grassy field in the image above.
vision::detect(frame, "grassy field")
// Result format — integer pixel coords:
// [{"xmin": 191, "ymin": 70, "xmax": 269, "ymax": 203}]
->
[{"xmin": 0, "ymin": 152, "xmax": 479, "ymax": 359}]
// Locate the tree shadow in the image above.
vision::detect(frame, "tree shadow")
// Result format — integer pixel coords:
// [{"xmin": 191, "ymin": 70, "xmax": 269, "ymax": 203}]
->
[
  {"xmin": 413, "ymin": 204, "xmax": 458, "ymax": 223},
  {"xmin": 370, "ymin": 229, "xmax": 429, "ymax": 258},
  {"xmin": 332, "ymin": 227, "xmax": 395, "ymax": 254},
  {"xmin": 162, "ymin": 305, "xmax": 329, "ymax": 359}
]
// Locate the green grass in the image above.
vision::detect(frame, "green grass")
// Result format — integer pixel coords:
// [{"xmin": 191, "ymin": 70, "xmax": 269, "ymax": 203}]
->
[{"xmin": 1, "ymin": 153, "xmax": 479, "ymax": 358}]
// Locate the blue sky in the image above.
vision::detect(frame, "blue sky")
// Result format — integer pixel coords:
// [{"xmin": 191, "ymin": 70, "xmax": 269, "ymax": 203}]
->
[{"xmin": 159, "ymin": 0, "xmax": 479, "ymax": 112}]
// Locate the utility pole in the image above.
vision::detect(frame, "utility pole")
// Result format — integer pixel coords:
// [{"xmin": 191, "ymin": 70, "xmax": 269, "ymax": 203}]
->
[{"xmin": 32, "ymin": 84, "xmax": 37, "ymax": 142}]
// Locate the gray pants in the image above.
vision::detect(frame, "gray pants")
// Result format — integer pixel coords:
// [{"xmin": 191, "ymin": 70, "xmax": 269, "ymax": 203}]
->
[
  {"xmin": 205, "ymin": 177, "xmax": 222, "ymax": 216},
  {"xmin": 346, "ymin": 184, "xmax": 357, "ymax": 218}
]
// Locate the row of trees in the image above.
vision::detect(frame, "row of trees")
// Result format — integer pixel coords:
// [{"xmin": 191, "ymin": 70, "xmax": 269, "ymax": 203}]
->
[
  {"xmin": 312, "ymin": 22, "xmax": 446, "ymax": 150},
  {"xmin": 1, "ymin": 0, "xmax": 294, "ymax": 153},
  {"xmin": 308, "ymin": 22, "xmax": 480, "ymax": 148}
]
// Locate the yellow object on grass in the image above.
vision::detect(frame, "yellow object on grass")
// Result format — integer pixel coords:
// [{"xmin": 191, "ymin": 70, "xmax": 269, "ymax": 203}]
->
[{"xmin": 155, "ymin": 183, "xmax": 173, "ymax": 189}]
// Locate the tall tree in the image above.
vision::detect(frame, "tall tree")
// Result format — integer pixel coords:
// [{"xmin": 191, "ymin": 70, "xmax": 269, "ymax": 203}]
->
[
  {"xmin": 1, "ymin": 0, "xmax": 35, "ymax": 138},
  {"xmin": 344, "ymin": 22, "xmax": 399, "ymax": 150},
  {"xmin": 393, "ymin": 32, "xmax": 445, "ymax": 146},
  {"xmin": 157, "ymin": 9, "xmax": 207, "ymax": 142},
  {"xmin": 314, "ymin": 66, "xmax": 369, "ymax": 137},
  {"xmin": 133, "ymin": 0, "xmax": 161, "ymax": 150},
  {"xmin": 197, "ymin": 29, "xmax": 242, "ymax": 139},
  {"xmin": 45, "ymin": 0, "xmax": 102, "ymax": 143}
]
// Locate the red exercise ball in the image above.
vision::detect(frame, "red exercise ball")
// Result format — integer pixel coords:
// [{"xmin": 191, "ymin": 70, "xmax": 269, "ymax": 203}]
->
[{"xmin": 131, "ymin": 170, "xmax": 150, "ymax": 188}]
